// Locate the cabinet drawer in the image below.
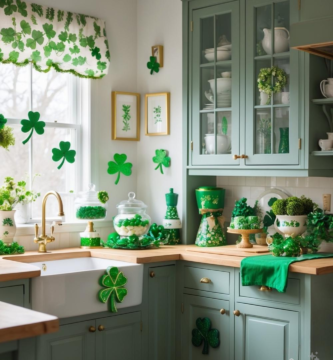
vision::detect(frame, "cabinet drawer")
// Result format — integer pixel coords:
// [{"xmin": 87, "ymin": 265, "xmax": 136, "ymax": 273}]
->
[
  {"xmin": 0, "ymin": 286, "xmax": 24, "ymax": 307},
  {"xmin": 184, "ymin": 266, "xmax": 230, "ymax": 295},
  {"xmin": 239, "ymin": 278, "xmax": 300, "ymax": 305}
]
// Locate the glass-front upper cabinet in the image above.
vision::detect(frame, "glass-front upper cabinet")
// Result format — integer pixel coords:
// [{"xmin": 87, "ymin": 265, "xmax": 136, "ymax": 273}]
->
[
  {"xmin": 191, "ymin": 2, "xmax": 240, "ymax": 166},
  {"xmin": 245, "ymin": 0, "xmax": 299, "ymax": 165}
]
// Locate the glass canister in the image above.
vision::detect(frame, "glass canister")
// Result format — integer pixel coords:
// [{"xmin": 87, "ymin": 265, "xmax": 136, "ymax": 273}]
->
[
  {"xmin": 75, "ymin": 184, "xmax": 108, "ymax": 220},
  {"xmin": 113, "ymin": 192, "xmax": 151, "ymax": 237}
]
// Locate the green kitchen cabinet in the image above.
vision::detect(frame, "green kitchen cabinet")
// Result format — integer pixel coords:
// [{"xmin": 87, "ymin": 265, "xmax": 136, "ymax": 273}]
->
[
  {"xmin": 234, "ymin": 303, "xmax": 299, "ymax": 360},
  {"xmin": 148, "ymin": 265, "xmax": 176, "ymax": 360}
]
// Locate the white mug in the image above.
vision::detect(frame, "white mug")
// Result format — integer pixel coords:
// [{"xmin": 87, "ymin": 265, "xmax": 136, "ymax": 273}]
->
[
  {"xmin": 221, "ymin": 71, "xmax": 231, "ymax": 78},
  {"xmin": 327, "ymin": 133, "xmax": 333, "ymax": 140},
  {"xmin": 320, "ymin": 79, "xmax": 333, "ymax": 98},
  {"xmin": 319, "ymin": 139, "xmax": 333, "ymax": 151},
  {"xmin": 281, "ymin": 92, "xmax": 289, "ymax": 104}
]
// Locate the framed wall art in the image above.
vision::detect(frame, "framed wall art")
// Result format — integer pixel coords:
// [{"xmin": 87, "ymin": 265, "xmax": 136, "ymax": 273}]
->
[
  {"xmin": 145, "ymin": 92, "xmax": 170, "ymax": 136},
  {"xmin": 112, "ymin": 91, "xmax": 140, "ymax": 141},
  {"xmin": 151, "ymin": 45, "xmax": 164, "ymax": 67}
]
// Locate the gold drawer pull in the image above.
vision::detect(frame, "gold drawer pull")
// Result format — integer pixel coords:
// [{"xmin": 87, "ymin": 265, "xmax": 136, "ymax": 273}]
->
[
  {"xmin": 234, "ymin": 310, "xmax": 241, "ymax": 317},
  {"xmin": 220, "ymin": 308, "xmax": 226, "ymax": 315},
  {"xmin": 200, "ymin": 277, "xmax": 212, "ymax": 284},
  {"xmin": 233, "ymin": 154, "xmax": 248, "ymax": 160},
  {"xmin": 259, "ymin": 286, "xmax": 272, "ymax": 292}
]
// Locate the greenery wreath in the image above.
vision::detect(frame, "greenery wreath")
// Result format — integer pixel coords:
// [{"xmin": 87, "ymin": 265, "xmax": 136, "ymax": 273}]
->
[{"xmin": 258, "ymin": 66, "xmax": 288, "ymax": 104}]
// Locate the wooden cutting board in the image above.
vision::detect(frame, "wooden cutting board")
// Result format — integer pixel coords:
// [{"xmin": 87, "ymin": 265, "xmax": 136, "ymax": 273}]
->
[{"xmin": 186, "ymin": 244, "xmax": 270, "ymax": 257}]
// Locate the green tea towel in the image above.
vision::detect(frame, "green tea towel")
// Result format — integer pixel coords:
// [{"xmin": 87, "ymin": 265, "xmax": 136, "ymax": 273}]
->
[{"xmin": 241, "ymin": 253, "xmax": 333, "ymax": 293}]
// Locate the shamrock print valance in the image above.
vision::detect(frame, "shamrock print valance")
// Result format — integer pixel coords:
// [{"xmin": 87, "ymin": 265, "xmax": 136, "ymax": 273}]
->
[{"xmin": 0, "ymin": 1, "xmax": 110, "ymax": 79}]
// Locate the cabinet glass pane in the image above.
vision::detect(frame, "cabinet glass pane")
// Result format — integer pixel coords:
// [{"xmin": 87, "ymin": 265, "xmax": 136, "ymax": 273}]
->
[
  {"xmin": 216, "ymin": 64, "xmax": 232, "ymax": 108},
  {"xmin": 216, "ymin": 13, "xmax": 232, "ymax": 60},
  {"xmin": 273, "ymin": 1, "xmax": 290, "ymax": 54},
  {"xmin": 256, "ymin": 59, "xmax": 271, "ymax": 106},
  {"xmin": 273, "ymin": 107, "xmax": 289, "ymax": 154},
  {"xmin": 273, "ymin": 57, "xmax": 290, "ymax": 105},
  {"xmin": 255, "ymin": 109, "xmax": 272, "ymax": 154},
  {"xmin": 201, "ymin": 17, "xmax": 214, "ymax": 64},
  {"xmin": 217, "ymin": 111, "xmax": 232, "ymax": 154},
  {"xmin": 201, "ymin": 112, "xmax": 215, "ymax": 155},
  {"xmin": 256, "ymin": 5, "xmax": 271, "ymax": 56},
  {"xmin": 201, "ymin": 67, "xmax": 215, "ymax": 110}
]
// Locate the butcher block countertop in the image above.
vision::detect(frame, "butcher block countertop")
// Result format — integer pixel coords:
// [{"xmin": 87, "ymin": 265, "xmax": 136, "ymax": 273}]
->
[
  {"xmin": 1, "ymin": 245, "xmax": 333, "ymax": 278},
  {"xmin": 0, "ymin": 302, "xmax": 59, "ymax": 343}
]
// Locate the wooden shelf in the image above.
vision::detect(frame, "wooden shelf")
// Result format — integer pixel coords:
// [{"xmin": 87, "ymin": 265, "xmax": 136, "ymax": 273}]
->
[{"xmin": 311, "ymin": 151, "xmax": 333, "ymax": 156}]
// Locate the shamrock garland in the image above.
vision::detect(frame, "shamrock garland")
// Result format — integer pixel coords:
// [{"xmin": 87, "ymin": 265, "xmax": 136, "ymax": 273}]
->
[
  {"xmin": 147, "ymin": 56, "xmax": 160, "ymax": 75},
  {"xmin": 192, "ymin": 317, "xmax": 220, "ymax": 355},
  {"xmin": 98, "ymin": 266, "xmax": 128, "ymax": 313},
  {"xmin": 20, "ymin": 111, "xmax": 45, "ymax": 144},
  {"xmin": 153, "ymin": 149, "xmax": 170, "ymax": 174},
  {"xmin": 52, "ymin": 141, "xmax": 76, "ymax": 169},
  {"xmin": 107, "ymin": 153, "xmax": 132, "ymax": 185}
]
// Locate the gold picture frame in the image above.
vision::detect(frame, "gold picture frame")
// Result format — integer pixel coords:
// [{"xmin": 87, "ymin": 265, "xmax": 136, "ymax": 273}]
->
[
  {"xmin": 145, "ymin": 92, "xmax": 170, "ymax": 136},
  {"xmin": 112, "ymin": 91, "xmax": 140, "ymax": 141},
  {"xmin": 151, "ymin": 45, "xmax": 164, "ymax": 67}
]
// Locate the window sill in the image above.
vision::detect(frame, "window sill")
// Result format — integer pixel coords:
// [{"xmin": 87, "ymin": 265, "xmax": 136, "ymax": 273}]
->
[{"xmin": 15, "ymin": 220, "xmax": 113, "ymax": 236}]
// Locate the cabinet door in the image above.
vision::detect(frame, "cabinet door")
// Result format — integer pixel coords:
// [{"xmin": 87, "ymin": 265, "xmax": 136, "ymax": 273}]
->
[
  {"xmin": 96, "ymin": 312, "xmax": 141, "ymax": 360},
  {"xmin": 148, "ymin": 265, "xmax": 175, "ymax": 360},
  {"xmin": 36, "ymin": 321, "xmax": 95, "ymax": 360},
  {"xmin": 245, "ymin": 0, "xmax": 300, "ymax": 165},
  {"xmin": 234, "ymin": 303, "xmax": 299, "ymax": 360},
  {"xmin": 191, "ymin": 2, "xmax": 240, "ymax": 166},
  {"xmin": 182, "ymin": 295, "xmax": 231, "ymax": 360}
]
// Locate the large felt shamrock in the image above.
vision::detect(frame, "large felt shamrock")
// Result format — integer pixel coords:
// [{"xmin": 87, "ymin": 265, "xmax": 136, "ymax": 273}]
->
[
  {"xmin": 52, "ymin": 141, "xmax": 76, "ymax": 169},
  {"xmin": 147, "ymin": 56, "xmax": 160, "ymax": 75},
  {"xmin": 21, "ymin": 111, "xmax": 45, "ymax": 144},
  {"xmin": 107, "ymin": 153, "xmax": 132, "ymax": 185},
  {"xmin": 192, "ymin": 317, "xmax": 220, "ymax": 355},
  {"xmin": 98, "ymin": 266, "xmax": 128, "ymax": 313},
  {"xmin": 0, "ymin": 114, "xmax": 7, "ymax": 129},
  {"xmin": 153, "ymin": 149, "xmax": 170, "ymax": 174}
]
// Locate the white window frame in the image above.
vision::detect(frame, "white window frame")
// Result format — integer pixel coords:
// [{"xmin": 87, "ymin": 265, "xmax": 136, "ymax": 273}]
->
[{"xmin": 3, "ymin": 63, "xmax": 91, "ymax": 223}]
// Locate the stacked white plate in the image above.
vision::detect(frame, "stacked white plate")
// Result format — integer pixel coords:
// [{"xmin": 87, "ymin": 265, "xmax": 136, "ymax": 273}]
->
[{"xmin": 204, "ymin": 45, "xmax": 232, "ymax": 62}]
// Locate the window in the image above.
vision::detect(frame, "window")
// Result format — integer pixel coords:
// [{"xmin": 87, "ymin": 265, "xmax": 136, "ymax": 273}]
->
[{"xmin": 0, "ymin": 63, "xmax": 90, "ymax": 222}]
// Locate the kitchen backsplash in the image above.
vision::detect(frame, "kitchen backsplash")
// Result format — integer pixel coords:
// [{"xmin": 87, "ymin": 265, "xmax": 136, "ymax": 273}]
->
[{"xmin": 217, "ymin": 176, "xmax": 333, "ymax": 221}]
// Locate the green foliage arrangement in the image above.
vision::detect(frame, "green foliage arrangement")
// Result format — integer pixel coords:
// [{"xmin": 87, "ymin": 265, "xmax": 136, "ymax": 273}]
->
[
  {"xmin": 0, "ymin": 126, "xmax": 15, "ymax": 150},
  {"xmin": 97, "ymin": 191, "xmax": 109, "ymax": 204},
  {"xmin": 306, "ymin": 208, "xmax": 333, "ymax": 244},
  {"xmin": 0, "ymin": 176, "xmax": 40, "ymax": 211},
  {"xmin": 76, "ymin": 206, "xmax": 106, "ymax": 219},
  {"xmin": 0, "ymin": 240, "xmax": 24, "ymax": 255},
  {"xmin": 122, "ymin": 105, "xmax": 131, "ymax": 131},
  {"xmin": 231, "ymin": 198, "xmax": 258, "ymax": 218},
  {"xmin": 192, "ymin": 317, "xmax": 220, "ymax": 355},
  {"xmin": 271, "ymin": 196, "xmax": 316, "ymax": 216},
  {"xmin": 258, "ymin": 66, "xmax": 287, "ymax": 104}
]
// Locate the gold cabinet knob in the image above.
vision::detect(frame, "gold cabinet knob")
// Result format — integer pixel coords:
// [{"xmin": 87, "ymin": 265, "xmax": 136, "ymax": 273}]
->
[
  {"xmin": 89, "ymin": 326, "xmax": 96, "ymax": 332},
  {"xmin": 98, "ymin": 325, "xmax": 105, "ymax": 331},
  {"xmin": 233, "ymin": 154, "xmax": 241, "ymax": 160},
  {"xmin": 150, "ymin": 271, "xmax": 155, "ymax": 278},
  {"xmin": 233, "ymin": 310, "xmax": 241, "ymax": 317},
  {"xmin": 200, "ymin": 277, "xmax": 212, "ymax": 284},
  {"xmin": 220, "ymin": 308, "xmax": 226, "ymax": 315},
  {"xmin": 259, "ymin": 286, "xmax": 272, "ymax": 292}
]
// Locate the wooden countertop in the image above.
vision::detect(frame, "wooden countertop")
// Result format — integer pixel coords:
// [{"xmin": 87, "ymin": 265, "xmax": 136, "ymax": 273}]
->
[
  {"xmin": 0, "ymin": 302, "xmax": 59, "ymax": 343},
  {"xmin": 1, "ymin": 245, "xmax": 333, "ymax": 277}
]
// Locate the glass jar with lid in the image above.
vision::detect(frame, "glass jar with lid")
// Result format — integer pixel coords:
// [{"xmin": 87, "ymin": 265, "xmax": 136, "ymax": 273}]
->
[
  {"xmin": 113, "ymin": 192, "xmax": 151, "ymax": 237},
  {"xmin": 75, "ymin": 184, "xmax": 108, "ymax": 220}
]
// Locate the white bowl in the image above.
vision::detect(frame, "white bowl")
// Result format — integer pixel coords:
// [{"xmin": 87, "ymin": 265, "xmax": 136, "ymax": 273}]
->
[
  {"xmin": 205, "ymin": 134, "xmax": 230, "ymax": 154},
  {"xmin": 208, "ymin": 78, "xmax": 232, "ymax": 94},
  {"xmin": 204, "ymin": 50, "xmax": 231, "ymax": 62}
]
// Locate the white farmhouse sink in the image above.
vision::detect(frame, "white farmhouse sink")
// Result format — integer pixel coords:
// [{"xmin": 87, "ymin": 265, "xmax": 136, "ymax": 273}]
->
[{"xmin": 30, "ymin": 257, "xmax": 143, "ymax": 318}]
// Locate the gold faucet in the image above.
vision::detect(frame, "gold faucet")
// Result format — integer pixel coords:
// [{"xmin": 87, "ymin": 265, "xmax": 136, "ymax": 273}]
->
[{"xmin": 34, "ymin": 191, "xmax": 65, "ymax": 253}]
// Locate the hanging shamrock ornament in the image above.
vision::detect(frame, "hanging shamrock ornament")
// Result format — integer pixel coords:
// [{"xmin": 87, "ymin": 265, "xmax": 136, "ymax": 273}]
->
[
  {"xmin": 98, "ymin": 266, "xmax": 128, "ymax": 313},
  {"xmin": 21, "ymin": 111, "xmax": 45, "ymax": 144},
  {"xmin": 0, "ymin": 114, "xmax": 7, "ymax": 129},
  {"xmin": 147, "ymin": 56, "xmax": 160, "ymax": 75},
  {"xmin": 52, "ymin": 141, "xmax": 76, "ymax": 169},
  {"xmin": 153, "ymin": 149, "xmax": 170, "ymax": 174},
  {"xmin": 107, "ymin": 153, "xmax": 133, "ymax": 185},
  {"xmin": 192, "ymin": 317, "xmax": 220, "ymax": 355}
]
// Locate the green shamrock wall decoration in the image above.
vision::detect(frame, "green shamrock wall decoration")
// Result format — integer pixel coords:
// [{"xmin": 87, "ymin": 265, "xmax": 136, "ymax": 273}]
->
[
  {"xmin": 21, "ymin": 111, "xmax": 45, "ymax": 145},
  {"xmin": 192, "ymin": 317, "xmax": 220, "ymax": 355},
  {"xmin": 107, "ymin": 153, "xmax": 133, "ymax": 185},
  {"xmin": 147, "ymin": 56, "xmax": 160, "ymax": 75},
  {"xmin": 153, "ymin": 149, "xmax": 170, "ymax": 174},
  {"xmin": 98, "ymin": 266, "xmax": 128, "ymax": 313},
  {"xmin": 0, "ymin": 114, "xmax": 7, "ymax": 129},
  {"xmin": 52, "ymin": 141, "xmax": 76, "ymax": 169}
]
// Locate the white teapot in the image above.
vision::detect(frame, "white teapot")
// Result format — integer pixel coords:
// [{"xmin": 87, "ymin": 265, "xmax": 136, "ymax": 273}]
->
[
  {"xmin": 262, "ymin": 27, "xmax": 290, "ymax": 55},
  {"xmin": 320, "ymin": 78, "xmax": 333, "ymax": 98}
]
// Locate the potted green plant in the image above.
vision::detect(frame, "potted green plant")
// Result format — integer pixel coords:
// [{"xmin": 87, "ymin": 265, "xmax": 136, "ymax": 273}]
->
[
  {"xmin": 271, "ymin": 196, "xmax": 316, "ymax": 237},
  {"xmin": 306, "ymin": 209, "xmax": 333, "ymax": 252},
  {"xmin": 0, "ymin": 177, "xmax": 40, "ymax": 244}
]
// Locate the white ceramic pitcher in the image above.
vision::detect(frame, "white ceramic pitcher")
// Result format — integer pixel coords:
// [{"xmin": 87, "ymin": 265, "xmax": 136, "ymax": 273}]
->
[
  {"xmin": 320, "ymin": 78, "xmax": 333, "ymax": 98},
  {"xmin": 262, "ymin": 27, "xmax": 290, "ymax": 55}
]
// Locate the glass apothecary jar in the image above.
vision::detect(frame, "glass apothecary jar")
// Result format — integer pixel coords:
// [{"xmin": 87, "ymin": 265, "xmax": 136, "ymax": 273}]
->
[
  {"xmin": 113, "ymin": 192, "xmax": 151, "ymax": 237},
  {"xmin": 75, "ymin": 184, "xmax": 108, "ymax": 220}
]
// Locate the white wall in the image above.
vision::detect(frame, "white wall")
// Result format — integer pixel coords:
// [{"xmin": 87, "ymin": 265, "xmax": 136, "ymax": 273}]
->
[{"xmin": 136, "ymin": 0, "xmax": 183, "ymax": 223}]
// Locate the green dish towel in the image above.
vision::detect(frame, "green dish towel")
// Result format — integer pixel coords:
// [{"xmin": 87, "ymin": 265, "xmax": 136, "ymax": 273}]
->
[{"xmin": 241, "ymin": 253, "xmax": 333, "ymax": 293}]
